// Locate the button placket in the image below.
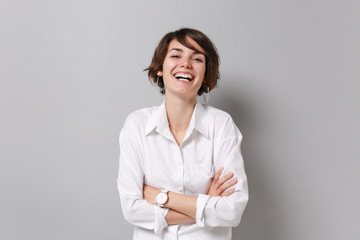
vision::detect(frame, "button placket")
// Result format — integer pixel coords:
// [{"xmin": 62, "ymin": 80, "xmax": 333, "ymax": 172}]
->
[{"xmin": 177, "ymin": 148, "xmax": 184, "ymax": 193}]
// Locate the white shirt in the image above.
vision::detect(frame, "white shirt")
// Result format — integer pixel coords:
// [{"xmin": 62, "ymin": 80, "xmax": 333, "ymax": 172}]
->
[{"xmin": 117, "ymin": 99, "xmax": 248, "ymax": 240}]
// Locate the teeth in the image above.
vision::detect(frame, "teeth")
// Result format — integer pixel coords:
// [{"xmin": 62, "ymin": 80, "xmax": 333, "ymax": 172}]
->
[
  {"xmin": 174, "ymin": 73, "xmax": 193, "ymax": 80},
  {"xmin": 178, "ymin": 78, "xmax": 190, "ymax": 82}
]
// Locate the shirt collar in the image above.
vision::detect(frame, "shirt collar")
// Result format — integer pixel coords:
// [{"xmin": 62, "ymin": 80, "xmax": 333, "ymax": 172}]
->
[{"xmin": 145, "ymin": 99, "xmax": 209, "ymax": 138}]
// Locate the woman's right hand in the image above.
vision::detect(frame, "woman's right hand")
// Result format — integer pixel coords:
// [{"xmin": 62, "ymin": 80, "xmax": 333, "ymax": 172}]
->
[{"xmin": 207, "ymin": 167, "xmax": 237, "ymax": 197}]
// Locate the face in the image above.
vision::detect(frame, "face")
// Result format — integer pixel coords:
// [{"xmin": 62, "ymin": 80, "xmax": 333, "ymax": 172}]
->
[{"xmin": 157, "ymin": 37, "xmax": 206, "ymax": 99}]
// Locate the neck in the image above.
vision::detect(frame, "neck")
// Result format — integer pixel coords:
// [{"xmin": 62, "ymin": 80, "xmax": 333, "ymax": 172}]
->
[{"xmin": 164, "ymin": 94, "xmax": 197, "ymax": 133}]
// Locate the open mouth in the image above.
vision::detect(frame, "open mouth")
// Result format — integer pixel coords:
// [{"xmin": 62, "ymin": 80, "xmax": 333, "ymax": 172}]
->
[{"xmin": 174, "ymin": 73, "xmax": 194, "ymax": 82}]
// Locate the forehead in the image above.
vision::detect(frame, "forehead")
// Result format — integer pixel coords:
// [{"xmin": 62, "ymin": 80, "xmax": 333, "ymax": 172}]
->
[{"xmin": 167, "ymin": 36, "xmax": 204, "ymax": 54}]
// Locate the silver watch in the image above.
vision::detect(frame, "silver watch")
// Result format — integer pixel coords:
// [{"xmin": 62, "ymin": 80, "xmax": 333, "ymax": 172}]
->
[{"xmin": 156, "ymin": 189, "xmax": 169, "ymax": 207}]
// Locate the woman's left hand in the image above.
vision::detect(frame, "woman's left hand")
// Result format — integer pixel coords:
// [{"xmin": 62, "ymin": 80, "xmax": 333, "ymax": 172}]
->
[
  {"xmin": 143, "ymin": 185, "xmax": 160, "ymax": 205},
  {"xmin": 207, "ymin": 167, "xmax": 237, "ymax": 197}
]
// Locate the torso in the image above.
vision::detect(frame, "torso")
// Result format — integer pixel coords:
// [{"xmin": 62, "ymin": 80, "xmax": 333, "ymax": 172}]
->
[{"xmin": 119, "ymin": 101, "xmax": 239, "ymax": 240}]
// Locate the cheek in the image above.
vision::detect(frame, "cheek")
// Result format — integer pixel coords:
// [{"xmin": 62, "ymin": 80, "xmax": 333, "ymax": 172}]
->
[
  {"xmin": 197, "ymin": 62, "xmax": 206, "ymax": 73},
  {"xmin": 163, "ymin": 59, "xmax": 176, "ymax": 72},
  {"xmin": 198, "ymin": 66, "xmax": 206, "ymax": 80}
]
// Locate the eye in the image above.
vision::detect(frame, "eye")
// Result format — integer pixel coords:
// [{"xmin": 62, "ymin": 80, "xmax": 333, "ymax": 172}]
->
[
  {"xmin": 194, "ymin": 58, "xmax": 204, "ymax": 63},
  {"xmin": 170, "ymin": 55, "xmax": 180, "ymax": 58}
]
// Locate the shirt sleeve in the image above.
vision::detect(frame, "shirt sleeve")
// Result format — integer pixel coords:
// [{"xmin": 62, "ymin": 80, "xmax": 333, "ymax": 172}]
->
[
  {"xmin": 195, "ymin": 116, "xmax": 249, "ymax": 227},
  {"xmin": 117, "ymin": 123, "xmax": 169, "ymax": 235}
]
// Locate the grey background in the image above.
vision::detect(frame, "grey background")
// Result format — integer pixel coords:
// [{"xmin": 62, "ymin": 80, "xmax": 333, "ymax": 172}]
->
[{"xmin": 1, "ymin": 0, "xmax": 359, "ymax": 239}]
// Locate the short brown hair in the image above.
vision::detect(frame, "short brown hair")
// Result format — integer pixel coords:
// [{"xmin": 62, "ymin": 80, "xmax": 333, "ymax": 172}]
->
[{"xmin": 144, "ymin": 28, "xmax": 220, "ymax": 96}]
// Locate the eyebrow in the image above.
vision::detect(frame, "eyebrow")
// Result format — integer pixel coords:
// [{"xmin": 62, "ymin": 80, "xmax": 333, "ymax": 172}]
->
[{"xmin": 168, "ymin": 48, "xmax": 204, "ymax": 56}]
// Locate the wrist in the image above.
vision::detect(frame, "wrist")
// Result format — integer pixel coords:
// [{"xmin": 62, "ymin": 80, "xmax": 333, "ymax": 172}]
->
[
  {"xmin": 156, "ymin": 189, "xmax": 169, "ymax": 207},
  {"xmin": 165, "ymin": 191, "xmax": 176, "ymax": 208}
]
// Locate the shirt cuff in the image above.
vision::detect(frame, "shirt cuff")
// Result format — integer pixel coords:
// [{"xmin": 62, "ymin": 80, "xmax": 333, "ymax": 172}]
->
[
  {"xmin": 154, "ymin": 205, "xmax": 169, "ymax": 236},
  {"xmin": 196, "ymin": 193, "xmax": 211, "ymax": 227}
]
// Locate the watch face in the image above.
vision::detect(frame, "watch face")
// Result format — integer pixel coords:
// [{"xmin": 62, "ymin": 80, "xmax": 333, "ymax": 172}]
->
[{"xmin": 156, "ymin": 192, "xmax": 167, "ymax": 205}]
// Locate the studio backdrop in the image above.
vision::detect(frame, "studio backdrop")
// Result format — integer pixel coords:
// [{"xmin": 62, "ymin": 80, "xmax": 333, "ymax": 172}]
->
[{"xmin": 0, "ymin": 0, "xmax": 359, "ymax": 239}]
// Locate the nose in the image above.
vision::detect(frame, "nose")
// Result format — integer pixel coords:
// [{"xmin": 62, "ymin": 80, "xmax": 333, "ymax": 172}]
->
[{"xmin": 180, "ymin": 58, "xmax": 192, "ymax": 69}]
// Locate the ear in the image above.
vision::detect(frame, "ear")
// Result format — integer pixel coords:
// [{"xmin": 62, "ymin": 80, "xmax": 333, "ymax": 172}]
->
[{"xmin": 157, "ymin": 71, "xmax": 163, "ymax": 77}]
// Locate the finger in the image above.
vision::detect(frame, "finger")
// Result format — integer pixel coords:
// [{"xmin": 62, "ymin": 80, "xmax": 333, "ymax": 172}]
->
[
  {"xmin": 213, "ymin": 167, "xmax": 224, "ymax": 182},
  {"xmin": 219, "ymin": 178, "xmax": 238, "ymax": 193},
  {"xmin": 210, "ymin": 167, "xmax": 224, "ymax": 188},
  {"xmin": 216, "ymin": 172, "xmax": 234, "ymax": 188},
  {"xmin": 220, "ymin": 187, "xmax": 235, "ymax": 197}
]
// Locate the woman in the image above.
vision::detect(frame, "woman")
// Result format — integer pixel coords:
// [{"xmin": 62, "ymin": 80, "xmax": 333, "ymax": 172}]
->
[{"xmin": 117, "ymin": 28, "xmax": 248, "ymax": 240}]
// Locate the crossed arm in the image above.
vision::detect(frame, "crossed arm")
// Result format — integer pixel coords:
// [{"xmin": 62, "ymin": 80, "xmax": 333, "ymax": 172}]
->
[
  {"xmin": 143, "ymin": 167, "xmax": 238, "ymax": 225},
  {"xmin": 119, "ymin": 119, "xmax": 248, "ymax": 230}
]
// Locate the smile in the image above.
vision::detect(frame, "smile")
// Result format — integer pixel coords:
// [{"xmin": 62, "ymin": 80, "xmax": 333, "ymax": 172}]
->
[{"xmin": 173, "ymin": 72, "xmax": 194, "ymax": 82}]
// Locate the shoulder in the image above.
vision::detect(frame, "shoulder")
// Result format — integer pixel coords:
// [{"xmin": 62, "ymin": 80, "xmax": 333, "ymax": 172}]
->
[
  {"xmin": 125, "ymin": 106, "xmax": 153, "ymax": 125},
  {"xmin": 205, "ymin": 105, "xmax": 242, "ymax": 140},
  {"xmin": 206, "ymin": 105, "xmax": 233, "ymax": 123},
  {"xmin": 120, "ymin": 105, "xmax": 156, "ymax": 136}
]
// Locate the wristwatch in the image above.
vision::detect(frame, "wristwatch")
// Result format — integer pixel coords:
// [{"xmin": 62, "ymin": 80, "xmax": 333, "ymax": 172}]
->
[{"xmin": 156, "ymin": 189, "xmax": 169, "ymax": 207}]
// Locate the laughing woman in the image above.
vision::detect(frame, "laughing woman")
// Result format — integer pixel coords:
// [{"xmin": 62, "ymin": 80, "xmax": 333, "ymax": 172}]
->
[{"xmin": 117, "ymin": 28, "xmax": 248, "ymax": 240}]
